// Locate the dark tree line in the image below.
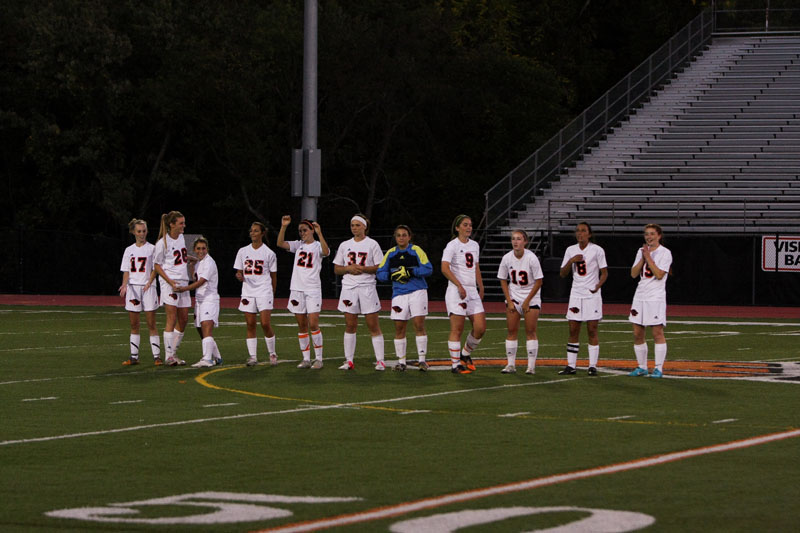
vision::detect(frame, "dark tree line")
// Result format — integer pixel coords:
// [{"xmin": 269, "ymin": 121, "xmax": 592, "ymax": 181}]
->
[{"xmin": 1, "ymin": 0, "xmax": 706, "ymax": 240}]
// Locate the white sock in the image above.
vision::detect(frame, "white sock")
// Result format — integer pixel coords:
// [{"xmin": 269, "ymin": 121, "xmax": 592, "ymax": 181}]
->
[
  {"xmin": 298, "ymin": 333, "xmax": 311, "ymax": 361},
  {"xmin": 462, "ymin": 333, "xmax": 481, "ymax": 355},
  {"xmin": 448, "ymin": 341, "xmax": 462, "ymax": 367},
  {"xmin": 343, "ymin": 332, "xmax": 357, "ymax": 362},
  {"xmin": 311, "ymin": 329, "xmax": 323, "ymax": 360},
  {"xmin": 149, "ymin": 335, "xmax": 161, "ymax": 358},
  {"xmin": 173, "ymin": 329, "xmax": 185, "ymax": 355},
  {"xmin": 372, "ymin": 334, "xmax": 385, "ymax": 362},
  {"xmin": 634, "ymin": 343, "xmax": 648, "ymax": 369},
  {"xmin": 163, "ymin": 331, "xmax": 174, "ymax": 358},
  {"xmin": 201, "ymin": 336, "xmax": 215, "ymax": 361},
  {"xmin": 265, "ymin": 335, "xmax": 276, "ymax": 355},
  {"xmin": 566, "ymin": 343, "xmax": 579, "ymax": 368},
  {"xmin": 588, "ymin": 344, "xmax": 600, "ymax": 367},
  {"xmin": 505, "ymin": 339, "xmax": 518, "ymax": 366},
  {"xmin": 394, "ymin": 338, "xmax": 407, "ymax": 360},
  {"xmin": 130, "ymin": 334, "xmax": 140, "ymax": 357},
  {"xmin": 654, "ymin": 343, "xmax": 667, "ymax": 371},
  {"xmin": 416, "ymin": 335, "xmax": 428, "ymax": 362},
  {"xmin": 246, "ymin": 337, "xmax": 258, "ymax": 357},
  {"xmin": 527, "ymin": 339, "xmax": 539, "ymax": 370}
]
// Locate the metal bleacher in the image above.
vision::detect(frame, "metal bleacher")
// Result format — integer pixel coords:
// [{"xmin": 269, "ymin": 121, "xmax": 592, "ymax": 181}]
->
[{"xmin": 507, "ymin": 35, "xmax": 800, "ymax": 236}]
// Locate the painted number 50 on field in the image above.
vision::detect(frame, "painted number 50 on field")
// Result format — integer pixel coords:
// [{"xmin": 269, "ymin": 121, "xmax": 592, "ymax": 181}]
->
[{"xmin": 46, "ymin": 491, "xmax": 655, "ymax": 531}]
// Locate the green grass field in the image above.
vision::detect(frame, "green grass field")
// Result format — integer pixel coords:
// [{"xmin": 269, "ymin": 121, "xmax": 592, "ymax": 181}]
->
[{"xmin": 1, "ymin": 304, "xmax": 799, "ymax": 532}]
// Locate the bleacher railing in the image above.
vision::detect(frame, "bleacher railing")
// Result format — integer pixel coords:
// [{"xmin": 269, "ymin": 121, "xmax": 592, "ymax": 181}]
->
[
  {"xmin": 714, "ymin": 1, "xmax": 800, "ymax": 34},
  {"xmin": 481, "ymin": 9, "xmax": 714, "ymax": 242}
]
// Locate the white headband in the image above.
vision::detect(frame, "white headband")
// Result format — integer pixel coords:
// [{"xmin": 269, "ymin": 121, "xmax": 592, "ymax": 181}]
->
[{"xmin": 351, "ymin": 215, "xmax": 367, "ymax": 227}]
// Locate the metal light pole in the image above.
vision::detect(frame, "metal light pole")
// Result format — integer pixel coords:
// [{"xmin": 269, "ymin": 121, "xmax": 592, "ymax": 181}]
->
[{"xmin": 291, "ymin": 0, "xmax": 321, "ymax": 221}]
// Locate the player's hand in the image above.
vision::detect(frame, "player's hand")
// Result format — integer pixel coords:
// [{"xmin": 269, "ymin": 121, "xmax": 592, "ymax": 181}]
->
[
  {"xmin": 572, "ymin": 254, "xmax": 584, "ymax": 263},
  {"xmin": 281, "ymin": 215, "xmax": 291, "ymax": 227},
  {"xmin": 457, "ymin": 285, "xmax": 467, "ymax": 299},
  {"xmin": 506, "ymin": 300, "xmax": 516, "ymax": 313},
  {"xmin": 312, "ymin": 221, "xmax": 322, "ymax": 234},
  {"xmin": 119, "ymin": 285, "xmax": 126, "ymax": 297},
  {"xmin": 235, "ymin": 271, "xmax": 244, "ymax": 282}
]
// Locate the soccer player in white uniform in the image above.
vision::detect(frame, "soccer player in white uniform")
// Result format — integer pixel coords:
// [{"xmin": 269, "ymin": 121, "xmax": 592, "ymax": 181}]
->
[
  {"xmin": 153, "ymin": 211, "xmax": 190, "ymax": 366},
  {"xmin": 119, "ymin": 218, "xmax": 161, "ymax": 366},
  {"xmin": 497, "ymin": 230, "xmax": 544, "ymax": 375},
  {"xmin": 234, "ymin": 222, "xmax": 279, "ymax": 367},
  {"xmin": 559, "ymin": 222, "xmax": 608, "ymax": 376},
  {"xmin": 441, "ymin": 214, "xmax": 485, "ymax": 374},
  {"xmin": 174, "ymin": 237, "xmax": 222, "ymax": 368},
  {"xmin": 277, "ymin": 215, "xmax": 330, "ymax": 369},
  {"xmin": 376, "ymin": 225, "xmax": 433, "ymax": 372},
  {"xmin": 333, "ymin": 214, "xmax": 385, "ymax": 371},
  {"xmin": 628, "ymin": 223, "xmax": 673, "ymax": 378}
]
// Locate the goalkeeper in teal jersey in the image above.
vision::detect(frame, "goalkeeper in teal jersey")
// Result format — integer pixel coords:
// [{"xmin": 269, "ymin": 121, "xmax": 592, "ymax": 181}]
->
[{"xmin": 376, "ymin": 225, "xmax": 433, "ymax": 371}]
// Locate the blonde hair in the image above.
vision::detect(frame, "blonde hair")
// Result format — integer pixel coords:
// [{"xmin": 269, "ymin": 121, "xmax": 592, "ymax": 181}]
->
[
  {"xmin": 193, "ymin": 236, "xmax": 209, "ymax": 251},
  {"xmin": 158, "ymin": 211, "xmax": 184, "ymax": 248},
  {"xmin": 127, "ymin": 218, "xmax": 147, "ymax": 234}
]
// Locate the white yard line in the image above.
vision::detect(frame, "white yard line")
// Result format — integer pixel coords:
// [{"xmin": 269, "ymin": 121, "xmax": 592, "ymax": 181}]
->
[{"xmin": 0, "ymin": 378, "xmax": 578, "ymax": 447}]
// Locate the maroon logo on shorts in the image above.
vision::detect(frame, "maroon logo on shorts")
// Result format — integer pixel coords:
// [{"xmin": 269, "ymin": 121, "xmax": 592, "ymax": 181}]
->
[
  {"xmin": 392, "ymin": 306, "xmax": 403, "ymax": 313},
  {"xmin": 241, "ymin": 298, "xmax": 250, "ymax": 305},
  {"xmin": 290, "ymin": 299, "xmax": 300, "ymax": 306},
  {"xmin": 129, "ymin": 299, "xmax": 141, "ymax": 306},
  {"xmin": 170, "ymin": 293, "xmax": 177, "ymax": 300},
  {"xmin": 569, "ymin": 307, "xmax": 579, "ymax": 313},
  {"xmin": 459, "ymin": 302, "xmax": 468, "ymax": 309},
  {"xmin": 343, "ymin": 300, "xmax": 353, "ymax": 307},
  {"xmin": 630, "ymin": 309, "xmax": 638, "ymax": 316}
]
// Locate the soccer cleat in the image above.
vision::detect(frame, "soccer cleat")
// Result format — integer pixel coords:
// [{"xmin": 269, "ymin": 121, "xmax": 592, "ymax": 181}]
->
[
  {"xmin": 649, "ymin": 368, "xmax": 663, "ymax": 378},
  {"xmin": 375, "ymin": 361, "xmax": 386, "ymax": 371},
  {"xmin": 269, "ymin": 353, "xmax": 278, "ymax": 366},
  {"xmin": 394, "ymin": 363, "xmax": 406, "ymax": 372},
  {"xmin": 460, "ymin": 354, "xmax": 476, "ymax": 371},
  {"xmin": 525, "ymin": 367, "xmax": 536, "ymax": 375},
  {"xmin": 122, "ymin": 357, "xmax": 139, "ymax": 366},
  {"xmin": 418, "ymin": 361, "xmax": 429, "ymax": 372},
  {"xmin": 452, "ymin": 364, "xmax": 472, "ymax": 374},
  {"xmin": 165, "ymin": 356, "xmax": 178, "ymax": 366},
  {"xmin": 311, "ymin": 359, "xmax": 324, "ymax": 370},
  {"xmin": 191, "ymin": 358, "xmax": 214, "ymax": 368},
  {"xmin": 558, "ymin": 365, "xmax": 576, "ymax": 375},
  {"xmin": 153, "ymin": 357, "xmax": 163, "ymax": 366},
  {"xmin": 629, "ymin": 367, "xmax": 649, "ymax": 377},
  {"xmin": 297, "ymin": 359, "xmax": 312, "ymax": 369},
  {"xmin": 214, "ymin": 356, "xmax": 223, "ymax": 366},
  {"xmin": 587, "ymin": 366, "xmax": 598, "ymax": 376},
  {"xmin": 338, "ymin": 361, "xmax": 354, "ymax": 370},
  {"xmin": 501, "ymin": 364, "xmax": 516, "ymax": 374},
  {"xmin": 246, "ymin": 356, "xmax": 258, "ymax": 367}
]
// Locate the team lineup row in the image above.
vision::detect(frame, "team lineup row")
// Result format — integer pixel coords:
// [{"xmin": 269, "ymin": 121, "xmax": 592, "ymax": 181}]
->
[{"xmin": 119, "ymin": 211, "xmax": 673, "ymax": 377}]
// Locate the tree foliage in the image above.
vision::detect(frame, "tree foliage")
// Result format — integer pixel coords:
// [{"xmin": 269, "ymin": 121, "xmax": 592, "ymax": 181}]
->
[{"xmin": 0, "ymin": 0, "xmax": 705, "ymax": 238}]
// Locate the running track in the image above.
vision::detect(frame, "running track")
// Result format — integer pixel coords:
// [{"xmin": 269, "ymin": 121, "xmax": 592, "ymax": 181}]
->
[{"xmin": 0, "ymin": 294, "xmax": 796, "ymax": 318}]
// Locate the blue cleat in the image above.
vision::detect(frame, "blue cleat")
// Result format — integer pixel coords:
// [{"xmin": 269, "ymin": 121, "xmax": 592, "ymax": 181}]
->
[
  {"xmin": 649, "ymin": 368, "xmax": 663, "ymax": 378},
  {"xmin": 628, "ymin": 367, "xmax": 648, "ymax": 377}
]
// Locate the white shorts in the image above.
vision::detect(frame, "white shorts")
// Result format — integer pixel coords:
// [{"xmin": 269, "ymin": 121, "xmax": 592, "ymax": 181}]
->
[
  {"xmin": 194, "ymin": 299, "xmax": 220, "ymax": 328},
  {"xmin": 445, "ymin": 285, "xmax": 484, "ymax": 317},
  {"xmin": 338, "ymin": 285, "xmax": 381, "ymax": 315},
  {"xmin": 159, "ymin": 278, "xmax": 191, "ymax": 308},
  {"xmin": 124, "ymin": 284, "xmax": 159, "ymax": 313},
  {"xmin": 566, "ymin": 294, "xmax": 603, "ymax": 322},
  {"xmin": 288, "ymin": 290, "xmax": 322, "ymax": 315},
  {"xmin": 390, "ymin": 289, "xmax": 428, "ymax": 321},
  {"xmin": 239, "ymin": 295, "xmax": 274, "ymax": 313},
  {"xmin": 629, "ymin": 299, "xmax": 667, "ymax": 327},
  {"xmin": 507, "ymin": 299, "xmax": 541, "ymax": 316}
]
